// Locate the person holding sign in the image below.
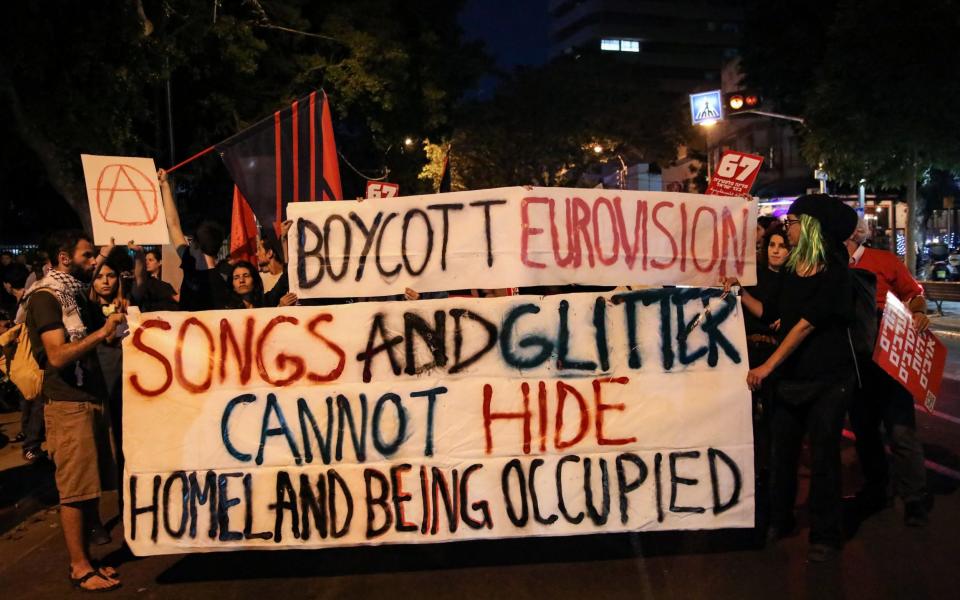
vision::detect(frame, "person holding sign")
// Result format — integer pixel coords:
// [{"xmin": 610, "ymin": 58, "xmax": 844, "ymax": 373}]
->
[
  {"xmin": 845, "ymin": 220, "xmax": 933, "ymax": 527},
  {"xmin": 724, "ymin": 194, "xmax": 858, "ymax": 562}
]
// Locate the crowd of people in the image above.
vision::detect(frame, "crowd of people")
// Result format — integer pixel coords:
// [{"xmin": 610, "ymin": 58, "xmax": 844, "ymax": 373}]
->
[{"xmin": 0, "ymin": 189, "xmax": 937, "ymax": 589}]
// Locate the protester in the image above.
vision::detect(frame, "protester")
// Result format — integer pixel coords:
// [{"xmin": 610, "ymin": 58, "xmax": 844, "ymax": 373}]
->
[
  {"xmin": 131, "ymin": 247, "xmax": 178, "ymax": 312},
  {"xmin": 257, "ymin": 226, "xmax": 298, "ymax": 307},
  {"xmin": 845, "ymin": 220, "xmax": 933, "ymax": 526},
  {"xmin": 158, "ymin": 168, "xmax": 231, "ymax": 311},
  {"xmin": 226, "ymin": 260, "xmax": 266, "ymax": 309},
  {"xmin": 725, "ymin": 194, "xmax": 858, "ymax": 562},
  {"xmin": 1, "ymin": 263, "xmax": 47, "ymax": 461},
  {"xmin": 744, "ymin": 224, "xmax": 791, "ymax": 369},
  {"xmin": 24, "ymin": 251, "xmax": 51, "ymax": 291},
  {"xmin": 24, "ymin": 230, "xmax": 124, "ymax": 591}
]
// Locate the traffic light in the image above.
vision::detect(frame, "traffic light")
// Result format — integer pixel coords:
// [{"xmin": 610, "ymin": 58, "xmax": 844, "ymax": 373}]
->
[{"xmin": 724, "ymin": 91, "xmax": 762, "ymax": 114}]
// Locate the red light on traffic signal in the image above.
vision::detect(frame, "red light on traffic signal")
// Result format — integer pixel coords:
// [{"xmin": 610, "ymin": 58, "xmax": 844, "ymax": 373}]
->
[{"xmin": 745, "ymin": 94, "xmax": 760, "ymax": 107}]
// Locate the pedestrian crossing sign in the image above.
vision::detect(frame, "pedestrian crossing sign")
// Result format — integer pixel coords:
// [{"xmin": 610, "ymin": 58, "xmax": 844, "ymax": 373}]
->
[{"xmin": 689, "ymin": 90, "xmax": 723, "ymax": 125}]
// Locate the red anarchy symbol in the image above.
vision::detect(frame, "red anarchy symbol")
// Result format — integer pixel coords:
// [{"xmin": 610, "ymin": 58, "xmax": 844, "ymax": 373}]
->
[{"xmin": 95, "ymin": 164, "xmax": 159, "ymax": 226}]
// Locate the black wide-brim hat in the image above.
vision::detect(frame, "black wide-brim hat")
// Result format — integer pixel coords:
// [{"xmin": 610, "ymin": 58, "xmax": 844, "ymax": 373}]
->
[{"xmin": 788, "ymin": 194, "xmax": 858, "ymax": 245}]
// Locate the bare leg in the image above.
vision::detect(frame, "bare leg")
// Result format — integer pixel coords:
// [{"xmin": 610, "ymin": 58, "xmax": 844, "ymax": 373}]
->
[{"xmin": 62, "ymin": 501, "xmax": 118, "ymax": 590}]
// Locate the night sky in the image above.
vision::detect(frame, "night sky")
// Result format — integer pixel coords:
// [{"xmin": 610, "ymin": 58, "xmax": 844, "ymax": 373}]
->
[{"xmin": 459, "ymin": 0, "xmax": 549, "ymax": 71}]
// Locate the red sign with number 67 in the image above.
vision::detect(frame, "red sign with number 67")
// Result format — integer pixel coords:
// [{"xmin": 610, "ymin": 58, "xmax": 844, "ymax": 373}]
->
[{"xmin": 706, "ymin": 150, "xmax": 764, "ymax": 197}]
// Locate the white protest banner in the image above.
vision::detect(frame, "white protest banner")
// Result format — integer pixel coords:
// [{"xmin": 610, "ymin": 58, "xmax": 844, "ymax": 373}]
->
[
  {"xmin": 286, "ymin": 187, "xmax": 757, "ymax": 298},
  {"xmin": 122, "ymin": 290, "xmax": 754, "ymax": 555},
  {"xmin": 81, "ymin": 154, "xmax": 170, "ymax": 245}
]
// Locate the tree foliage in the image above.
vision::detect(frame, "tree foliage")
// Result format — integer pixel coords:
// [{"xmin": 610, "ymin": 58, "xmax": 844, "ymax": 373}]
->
[
  {"xmin": 0, "ymin": 0, "xmax": 487, "ymax": 237},
  {"xmin": 426, "ymin": 55, "xmax": 690, "ymax": 190}
]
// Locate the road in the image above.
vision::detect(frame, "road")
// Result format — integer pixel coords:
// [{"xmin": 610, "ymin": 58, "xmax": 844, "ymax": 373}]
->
[{"xmin": 0, "ymin": 327, "xmax": 958, "ymax": 599}]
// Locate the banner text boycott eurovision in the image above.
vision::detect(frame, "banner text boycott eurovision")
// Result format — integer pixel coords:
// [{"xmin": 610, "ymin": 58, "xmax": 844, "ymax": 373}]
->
[
  {"xmin": 286, "ymin": 188, "xmax": 757, "ymax": 298},
  {"xmin": 123, "ymin": 291, "xmax": 754, "ymax": 555}
]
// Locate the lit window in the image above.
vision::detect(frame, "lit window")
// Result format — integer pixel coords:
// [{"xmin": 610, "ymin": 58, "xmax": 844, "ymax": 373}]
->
[
  {"xmin": 621, "ymin": 40, "xmax": 640, "ymax": 52},
  {"xmin": 601, "ymin": 39, "xmax": 620, "ymax": 51}
]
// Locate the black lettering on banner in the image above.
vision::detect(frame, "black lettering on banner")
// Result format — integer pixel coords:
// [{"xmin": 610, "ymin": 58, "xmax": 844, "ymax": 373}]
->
[
  {"xmin": 372, "ymin": 392, "xmax": 407, "ymax": 457},
  {"xmin": 431, "ymin": 466, "xmax": 459, "ymax": 534},
  {"xmin": 349, "ymin": 211, "xmax": 383, "ymax": 281},
  {"xmin": 328, "ymin": 469, "xmax": 354, "ymax": 538},
  {"xmin": 674, "ymin": 288, "xmax": 709, "ymax": 365},
  {"xmin": 189, "ymin": 471, "xmax": 218, "ymax": 538},
  {"xmin": 298, "ymin": 396, "xmax": 334, "ymax": 465},
  {"xmin": 323, "ymin": 214, "xmax": 352, "ymax": 281},
  {"xmin": 299, "ymin": 473, "xmax": 328, "ymax": 539},
  {"xmin": 419, "ymin": 466, "xmax": 430, "ymax": 534},
  {"xmin": 583, "ymin": 457, "xmax": 611, "ymax": 525},
  {"xmin": 593, "ymin": 297, "xmax": 611, "ymax": 372},
  {"xmin": 364, "ymin": 468, "xmax": 393, "ymax": 538},
  {"xmin": 426, "ymin": 203, "xmax": 464, "ymax": 270},
  {"xmin": 391, "ymin": 464, "xmax": 418, "ymax": 532},
  {"xmin": 528, "ymin": 458, "xmax": 558, "ymax": 525},
  {"xmin": 404, "ymin": 310, "xmax": 447, "ymax": 375},
  {"xmin": 500, "ymin": 304, "xmax": 553, "ymax": 369},
  {"xmin": 257, "ymin": 393, "xmax": 303, "ymax": 466},
  {"xmin": 401, "ymin": 208, "xmax": 434, "ymax": 276},
  {"xmin": 708, "ymin": 448, "xmax": 742, "ymax": 514},
  {"xmin": 243, "ymin": 473, "xmax": 272, "ymax": 540},
  {"xmin": 162, "ymin": 471, "xmax": 189, "ymax": 539},
  {"xmin": 469, "ymin": 200, "xmax": 507, "ymax": 267},
  {"xmin": 556, "ymin": 455, "xmax": 584, "ymax": 524},
  {"xmin": 557, "ymin": 300, "xmax": 597, "ymax": 371},
  {"xmin": 410, "ymin": 386, "xmax": 447, "ymax": 457},
  {"xmin": 357, "ymin": 314, "xmax": 404, "ymax": 383},
  {"xmin": 615, "ymin": 453, "xmax": 648, "ymax": 524},
  {"xmin": 460, "ymin": 464, "xmax": 493, "ymax": 529},
  {"xmin": 269, "ymin": 471, "xmax": 300, "ymax": 542},
  {"xmin": 129, "ymin": 474, "xmax": 161, "ymax": 542},
  {"xmin": 222, "ymin": 393, "xmax": 256, "ymax": 462},
  {"xmin": 336, "ymin": 394, "xmax": 368, "ymax": 462},
  {"xmin": 375, "ymin": 212, "xmax": 401, "ymax": 278},
  {"xmin": 296, "ymin": 218, "xmax": 325, "ymax": 288},
  {"xmin": 699, "ymin": 289, "xmax": 741, "ymax": 367},
  {"xmin": 449, "ymin": 309, "xmax": 497, "ymax": 374},
  {"xmin": 669, "ymin": 451, "xmax": 706, "ymax": 514},
  {"xmin": 654, "ymin": 453, "xmax": 664, "ymax": 522},
  {"xmin": 611, "ymin": 290, "xmax": 645, "ymax": 369},
  {"xmin": 217, "ymin": 472, "xmax": 244, "ymax": 541},
  {"xmin": 501, "ymin": 459, "xmax": 529, "ymax": 526}
]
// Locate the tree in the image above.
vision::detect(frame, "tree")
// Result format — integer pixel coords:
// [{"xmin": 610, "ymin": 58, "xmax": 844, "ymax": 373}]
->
[
  {"xmin": 801, "ymin": 0, "xmax": 960, "ymax": 270},
  {"xmin": 422, "ymin": 54, "xmax": 689, "ymax": 190},
  {"xmin": 0, "ymin": 0, "xmax": 487, "ymax": 235}
]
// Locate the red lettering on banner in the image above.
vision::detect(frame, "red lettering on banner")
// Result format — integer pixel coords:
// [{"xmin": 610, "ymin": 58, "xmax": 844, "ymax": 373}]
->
[
  {"xmin": 555, "ymin": 381, "xmax": 589, "ymax": 450},
  {"xmin": 175, "ymin": 317, "xmax": 214, "ymax": 393},
  {"xmin": 571, "ymin": 197, "xmax": 595, "ymax": 268},
  {"xmin": 256, "ymin": 316, "xmax": 306, "ymax": 386},
  {"xmin": 692, "ymin": 206, "xmax": 719, "ymax": 272},
  {"xmin": 550, "ymin": 198, "xmax": 577, "ymax": 267},
  {"xmin": 720, "ymin": 206, "xmax": 749, "ymax": 277},
  {"xmin": 650, "ymin": 202, "xmax": 678, "ymax": 270},
  {"xmin": 129, "ymin": 319, "xmax": 172, "ymax": 397},
  {"xmin": 593, "ymin": 376, "xmax": 635, "ymax": 445},
  {"xmin": 219, "ymin": 316, "xmax": 254, "ymax": 384},
  {"xmin": 613, "ymin": 198, "xmax": 648, "ymax": 270},
  {"xmin": 592, "ymin": 196, "xmax": 621, "ymax": 266},
  {"xmin": 520, "ymin": 197, "xmax": 548, "ymax": 268},
  {"xmin": 306, "ymin": 313, "xmax": 346, "ymax": 382},
  {"xmin": 483, "ymin": 383, "xmax": 531, "ymax": 455}
]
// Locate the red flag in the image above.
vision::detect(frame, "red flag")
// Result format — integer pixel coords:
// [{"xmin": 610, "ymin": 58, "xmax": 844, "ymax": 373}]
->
[
  {"xmin": 229, "ymin": 186, "xmax": 258, "ymax": 264},
  {"xmin": 217, "ymin": 90, "xmax": 343, "ymax": 232}
]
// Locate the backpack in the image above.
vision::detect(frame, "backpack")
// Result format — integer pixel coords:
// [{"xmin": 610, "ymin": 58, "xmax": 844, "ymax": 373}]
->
[
  {"xmin": 847, "ymin": 267, "xmax": 879, "ymax": 387},
  {"xmin": 0, "ymin": 289, "xmax": 55, "ymax": 401}
]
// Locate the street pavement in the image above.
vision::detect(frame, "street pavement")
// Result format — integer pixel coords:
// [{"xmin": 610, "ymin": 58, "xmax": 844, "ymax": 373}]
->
[{"xmin": 1, "ymin": 305, "xmax": 959, "ymax": 599}]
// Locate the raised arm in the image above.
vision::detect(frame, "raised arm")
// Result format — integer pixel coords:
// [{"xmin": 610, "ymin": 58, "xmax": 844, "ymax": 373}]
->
[{"xmin": 159, "ymin": 168, "xmax": 187, "ymax": 249}]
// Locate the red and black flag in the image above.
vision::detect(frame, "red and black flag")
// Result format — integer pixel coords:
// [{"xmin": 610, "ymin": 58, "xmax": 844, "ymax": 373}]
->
[
  {"xmin": 438, "ymin": 148, "xmax": 451, "ymax": 193},
  {"xmin": 217, "ymin": 90, "xmax": 342, "ymax": 232}
]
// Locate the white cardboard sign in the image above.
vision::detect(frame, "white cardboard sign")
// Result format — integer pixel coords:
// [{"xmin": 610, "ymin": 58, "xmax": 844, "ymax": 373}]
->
[
  {"xmin": 122, "ymin": 291, "xmax": 754, "ymax": 555},
  {"xmin": 286, "ymin": 187, "xmax": 756, "ymax": 298},
  {"xmin": 80, "ymin": 154, "xmax": 170, "ymax": 245}
]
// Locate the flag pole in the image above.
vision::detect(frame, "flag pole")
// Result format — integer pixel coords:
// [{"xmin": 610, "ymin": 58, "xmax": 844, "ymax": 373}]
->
[{"xmin": 165, "ymin": 144, "xmax": 216, "ymax": 174}]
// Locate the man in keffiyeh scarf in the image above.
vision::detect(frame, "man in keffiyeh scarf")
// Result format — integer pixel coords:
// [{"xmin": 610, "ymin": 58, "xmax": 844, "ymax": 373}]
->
[{"xmin": 24, "ymin": 230, "xmax": 126, "ymax": 592}]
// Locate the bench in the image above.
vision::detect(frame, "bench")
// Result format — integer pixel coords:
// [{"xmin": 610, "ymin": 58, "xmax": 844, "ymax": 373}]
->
[{"xmin": 923, "ymin": 281, "xmax": 960, "ymax": 315}]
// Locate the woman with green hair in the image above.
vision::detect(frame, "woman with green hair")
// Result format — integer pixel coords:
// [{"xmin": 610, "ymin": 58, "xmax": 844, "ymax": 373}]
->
[{"xmin": 723, "ymin": 194, "xmax": 858, "ymax": 562}]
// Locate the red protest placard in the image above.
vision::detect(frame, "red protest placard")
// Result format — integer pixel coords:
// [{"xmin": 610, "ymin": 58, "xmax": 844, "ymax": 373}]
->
[
  {"xmin": 706, "ymin": 150, "xmax": 764, "ymax": 197},
  {"xmin": 366, "ymin": 181, "xmax": 399, "ymax": 199},
  {"xmin": 872, "ymin": 292, "xmax": 947, "ymax": 412}
]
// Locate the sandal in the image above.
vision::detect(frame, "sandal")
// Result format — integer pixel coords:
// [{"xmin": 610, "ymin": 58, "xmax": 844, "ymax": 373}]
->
[{"xmin": 69, "ymin": 569, "xmax": 121, "ymax": 593}]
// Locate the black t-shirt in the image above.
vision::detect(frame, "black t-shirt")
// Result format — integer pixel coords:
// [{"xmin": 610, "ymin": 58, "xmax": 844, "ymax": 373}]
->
[
  {"xmin": 25, "ymin": 291, "xmax": 105, "ymax": 402},
  {"xmin": 744, "ymin": 267, "xmax": 782, "ymax": 336},
  {"xmin": 761, "ymin": 263, "xmax": 854, "ymax": 382},
  {"xmin": 132, "ymin": 276, "xmax": 178, "ymax": 312},
  {"xmin": 177, "ymin": 245, "xmax": 230, "ymax": 312}
]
